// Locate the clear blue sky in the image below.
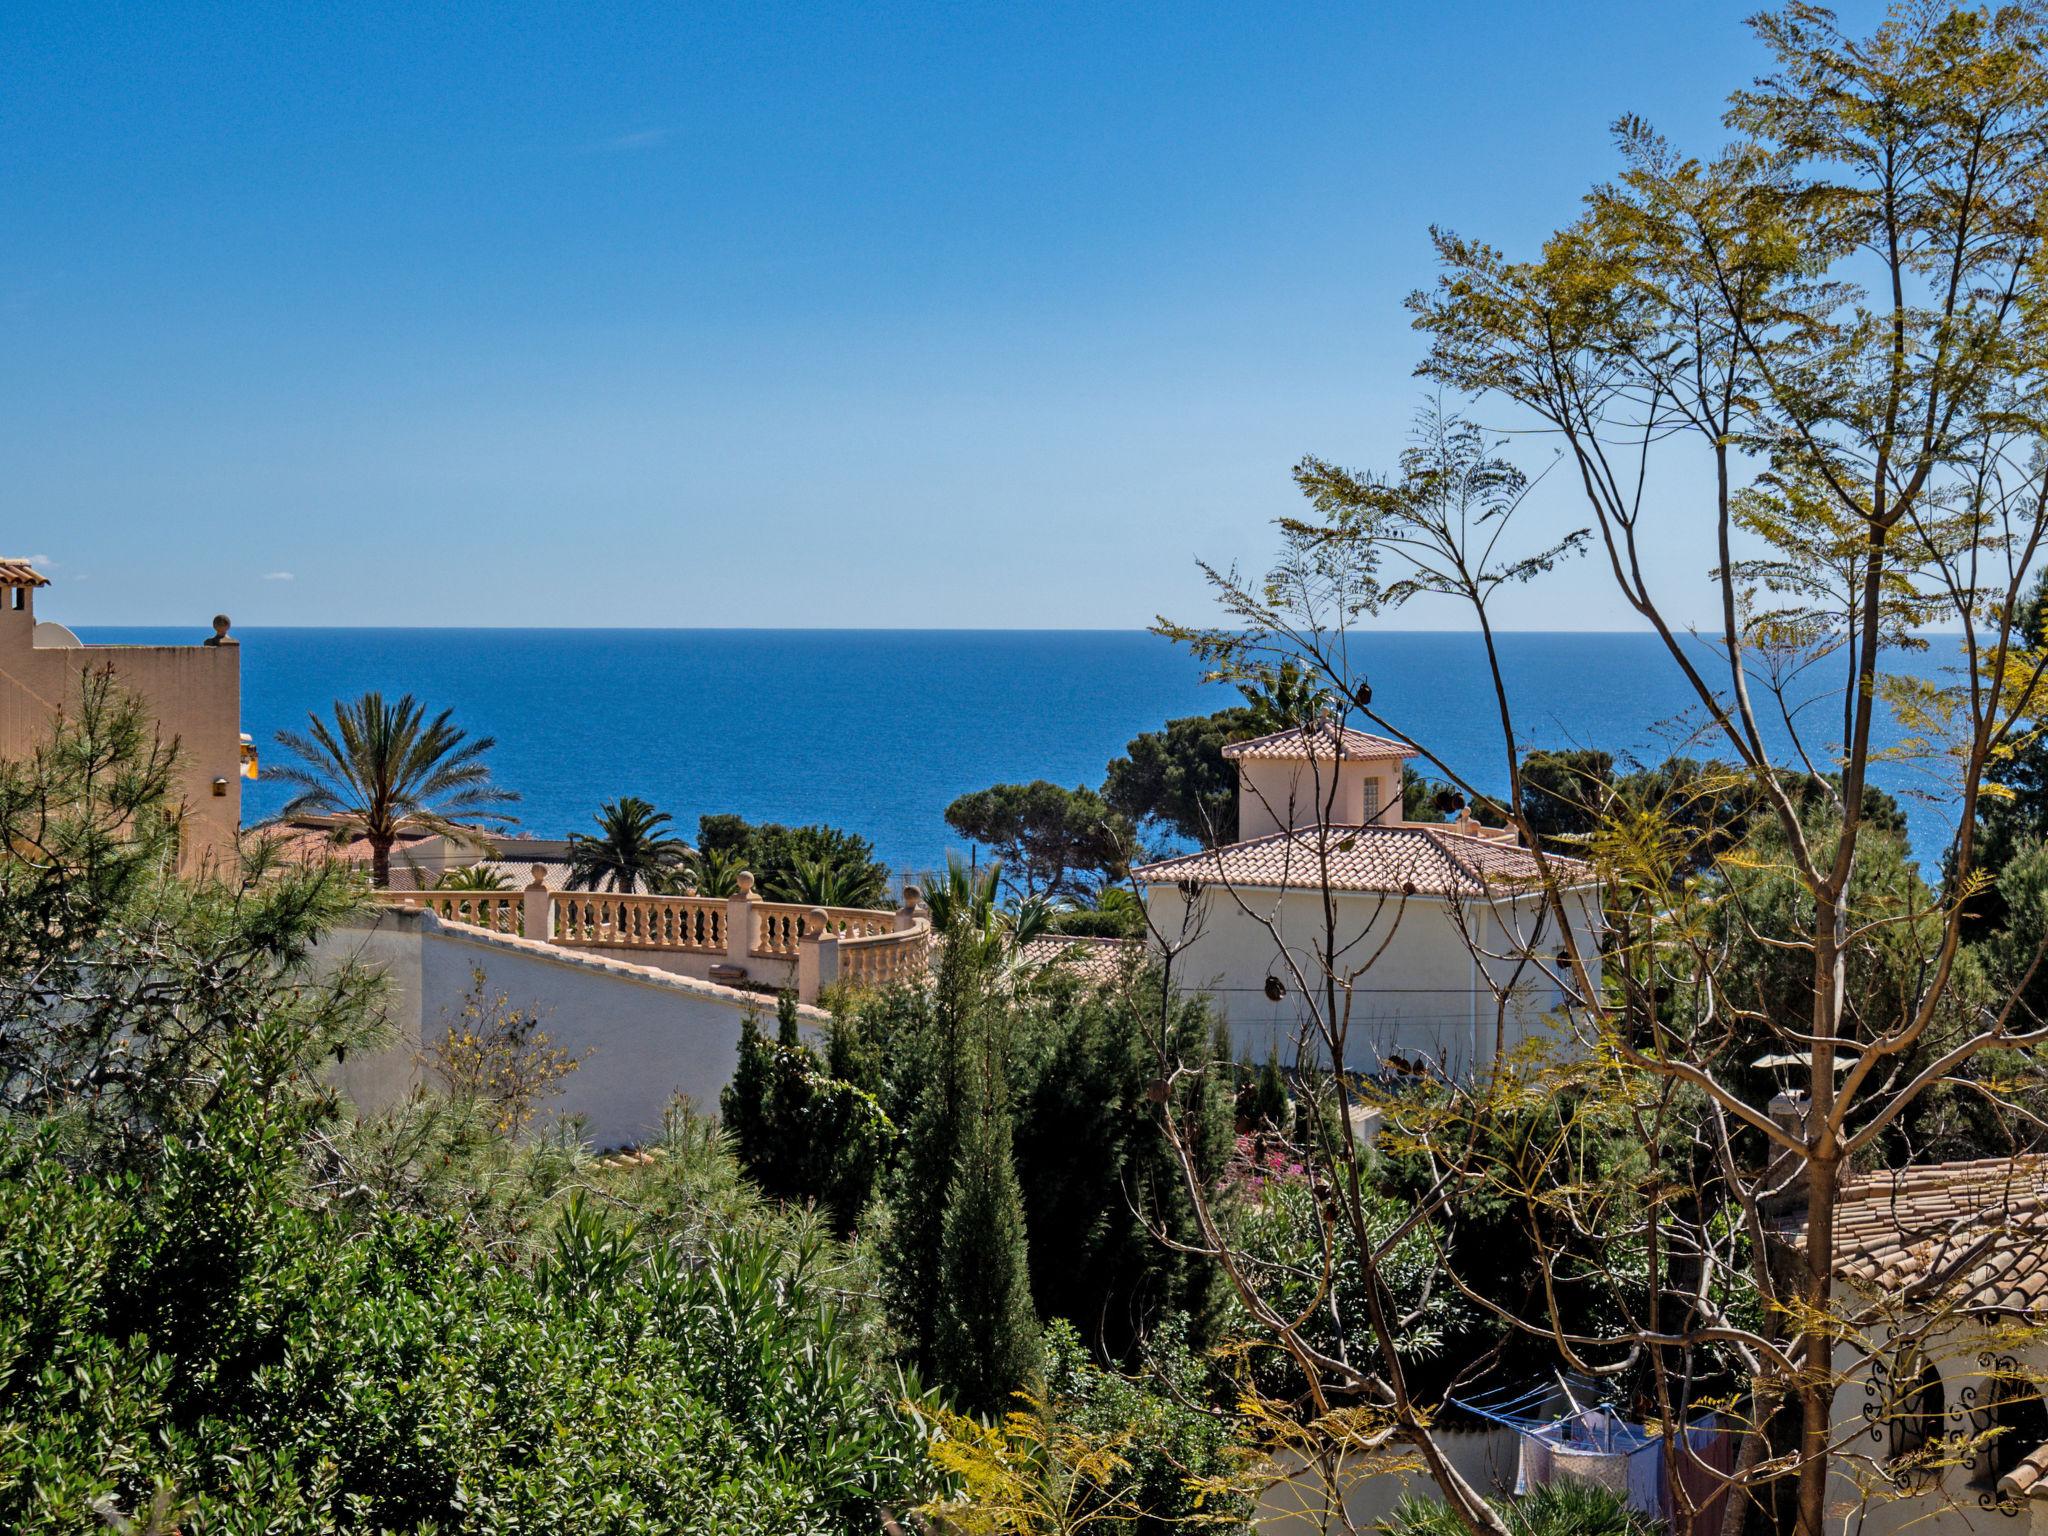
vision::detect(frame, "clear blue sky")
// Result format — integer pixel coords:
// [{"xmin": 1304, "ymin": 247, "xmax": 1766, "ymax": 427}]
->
[{"xmin": 3, "ymin": 2, "xmax": 1885, "ymax": 630}]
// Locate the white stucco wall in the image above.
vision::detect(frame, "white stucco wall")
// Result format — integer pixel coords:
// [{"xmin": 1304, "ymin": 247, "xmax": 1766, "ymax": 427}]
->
[
  {"xmin": 1144, "ymin": 882, "xmax": 1600, "ymax": 1076},
  {"xmin": 1256, "ymin": 1428, "xmax": 1520, "ymax": 1532},
  {"xmin": 316, "ymin": 907, "xmax": 824, "ymax": 1147},
  {"xmin": 1826, "ymin": 1309, "xmax": 2048, "ymax": 1536},
  {"xmin": 1237, "ymin": 756, "xmax": 1404, "ymax": 841}
]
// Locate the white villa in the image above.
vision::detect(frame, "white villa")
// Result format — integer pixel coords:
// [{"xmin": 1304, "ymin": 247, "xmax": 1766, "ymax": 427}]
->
[{"xmin": 1132, "ymin": 719, "xmax": 1601, "ymax": 1078}]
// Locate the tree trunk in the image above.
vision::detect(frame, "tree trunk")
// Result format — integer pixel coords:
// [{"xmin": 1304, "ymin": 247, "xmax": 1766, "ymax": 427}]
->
[{"xmin": 371, "ymin": 836, "xmax": 392, "ymax": 888}]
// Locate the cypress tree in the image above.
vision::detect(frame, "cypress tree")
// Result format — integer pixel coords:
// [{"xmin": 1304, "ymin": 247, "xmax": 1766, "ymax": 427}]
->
[
  {"xmin": 933, "ymin": 1083, "xmax": 1040, "ymax": 1415},
  {"xmin": 720, "ymin": 1007, "xmax": 773, "ymax": 1173},
  {"xmin": 879, "ymin": 942, "xmax": 978, "ymax": 1371}
]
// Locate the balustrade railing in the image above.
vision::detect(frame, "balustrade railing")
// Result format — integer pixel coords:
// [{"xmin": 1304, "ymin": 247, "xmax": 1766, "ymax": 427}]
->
[
  {"xmin": 552, "ymin": 892, "xmax": 727, "ymax": 953},
  {"xmin": 372, "ymin": 889, "xmax": 523, "ymax": 935},
  {"xmin": 750, "ymin": 900, "xmax": 893, "ymax": 957},
  {"xmin": 370, "ymin": 877, "xmax": 936, "ymax": 1002},
  {"xmin": 835, "ymin": 922, "xmax": 933, "ymax": 990}
]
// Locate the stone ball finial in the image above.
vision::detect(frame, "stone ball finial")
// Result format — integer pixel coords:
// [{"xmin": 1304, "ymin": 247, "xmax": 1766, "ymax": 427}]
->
[
  {"xmin": 205, "ymin": 614, "xmax": 236, "ymax": 646},
  {"xmin": 808, "ymin": 906, "xmax": 831, "ymax": 931},
  {"xmin": 901, "ymin": 885, "xmax": 923, "ymax": 908},
  {"xmin": 528, "ymin": 864, "xmax": 549, "ymax": 888},
  {"xmin": 736, "ymin": 870, "xmax": 756, "ymax": 897}
]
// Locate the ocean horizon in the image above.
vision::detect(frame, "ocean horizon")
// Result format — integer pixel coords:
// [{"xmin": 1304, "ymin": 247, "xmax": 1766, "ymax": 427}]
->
[{"xmin": 79, "ymin": 626, "xmax": 1967, "ymax": 876}]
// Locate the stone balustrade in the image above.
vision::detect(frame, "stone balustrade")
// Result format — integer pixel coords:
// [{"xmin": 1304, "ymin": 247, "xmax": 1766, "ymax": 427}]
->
[
  {"xmin": 373, "ymin": 887, "xmax": 526, "ymax": 936},
  {"xmin": 834, "ymin": 922, "xmax": 934, "ymax": 990},
  {"xmin": 798, "ymin": 885, "xmax": 932, "ymax": 998},
  {"xmin": 374, "ymin": 868, "xmax": 933, "ymax": 1005},
  {"xmin": 553, "ymin": 890, "xmax": 727, "ymax": 952},
  {"xmin": 750, "ymin": 899, "xmax": 894, "ymax": 956}
]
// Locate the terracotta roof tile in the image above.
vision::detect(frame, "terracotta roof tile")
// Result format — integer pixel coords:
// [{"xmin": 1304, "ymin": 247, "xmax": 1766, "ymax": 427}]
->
[
  {"xmin": 1022, "ymin": 935, "xmax": 1146, "ymax": 982},
  {"xmin": 1133, "ymin": 824, "xmax": 1590, "ymax": 898},
  {"xmin": 2001, "ymin": 1440, "xmax": 2048, "ymax": 1502},
  {"xmin": 1220, "ymin": 720, "xmax": 1415, "ymax": 762},
  {"xmin": 1800, "ymin": 1156, "xmax": 2048, "ymax": 1318},
  {"xmin": 0, "ymin": 558, "xmax": 50, "ymax": 587}
]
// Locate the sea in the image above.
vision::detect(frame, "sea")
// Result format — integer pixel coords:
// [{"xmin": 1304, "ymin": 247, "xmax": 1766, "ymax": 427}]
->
[{"xmin": 78, "ymin": 628, "xmax": 1968, "ymax": 877}]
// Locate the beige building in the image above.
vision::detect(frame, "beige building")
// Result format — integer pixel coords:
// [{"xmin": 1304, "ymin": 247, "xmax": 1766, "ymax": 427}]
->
[
  {"xmin": 1133, "ymin": 720, "xmax": 1601, "ymax": 1078},
  {"xmin": 0, "ymin": 560, "xmax": 245, "ymax": 870}
]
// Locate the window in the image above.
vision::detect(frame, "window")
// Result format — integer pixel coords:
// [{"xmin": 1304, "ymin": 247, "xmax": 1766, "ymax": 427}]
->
[
  {"xmin": 1868, "ymin": 1344, "xmax": 1946, "ymax": 1490},
  {"xmin": 1969, "ymin": 1353, "xmax": 2048, "ymax": 1506},
  {"xmin": 1361, "ymin": 777, "xmax": 1380, "ymax": 822}
]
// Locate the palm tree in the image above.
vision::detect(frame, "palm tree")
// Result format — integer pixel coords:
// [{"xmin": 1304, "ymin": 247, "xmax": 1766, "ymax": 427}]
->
[
  {"xmin": 682, "ymin": 845, "xmax": 747, "ymax": 896},
  {"xmin": 765, "ymin": 846, "xmax": 889, "ymax": 908},
  {"xmin": 923, "ymin": 853, "xmax": 1054, "ymax": 960},
  {"xmin": 566, "ymin": 796, "xmax": 689, "ymax": 892},
  {"xmin": 437, "ymin": 863, "xmax": 513, "ymax": 891},
  {"xmin": 273, "ymin": 692, "xmax": 519, "ymax": 887}
]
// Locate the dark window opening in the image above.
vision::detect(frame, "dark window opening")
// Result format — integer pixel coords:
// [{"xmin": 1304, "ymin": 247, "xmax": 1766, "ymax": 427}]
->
[
  {"xmin": 1873, "ymin": 1345, "xmax": 1946, "ymax": 1490},
  {"xmin": 1971, "ymin": 1359, "xmax": 2048, "ymax": 1492}
]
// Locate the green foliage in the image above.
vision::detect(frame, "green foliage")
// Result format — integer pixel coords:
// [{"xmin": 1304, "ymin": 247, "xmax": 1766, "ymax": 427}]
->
[
  {"xmin": 1, "ymin": 673, "xmax": 378, "ymax": 1159},
  {"xmin": 874, "ymin": 929, "xmax": 1018, "ymax": 1397},
  {"xmin": 0, "ymin": 685, "xmax": 943, "ymax": 1532},
  {"xmin": 0, "ymin": 1108, "xmax": 941, "ymax": 1534},
  {"xmin": 1516, "ymin": 748, "xmax": 1616, "ymax": 850},
  {"xmin": 1977, "ymin": 838, "xmax": 2048, "ymax": 1036},
  {"xmin": 696, "ymin": 814, "xmax": 890, "ymax": 909},
  {"xmin": 1227, "ymin": 1169, "xmax": 1471, "ymax": 1402},
  {"xmin": 1380, "ymin": 1480, "xmax": 1663, "ymax": 1536},
  {"xmin": 272, "ymin": 690, "xmax": 519, "ymax": 886},
  {"xmin": 1239, "ymin": 1048, "xmax": 1291, "ymax": 1132},
  {"xmin": 1103, "ymin": 706, "xmax": 1269, "ymax": 848},
  {"xmin": 1038, "ymin": 1318, "xmax": 1253, "ymax": 1534},
  {"xmin": 1401, "ymin": 765, "xmax": 1452, "ymax": 823},
  {"xmin": 720, "ymin": 994, "xmax": 895, "ymax": 1234},
  {"xmin": 1697, "ymin": 815, "xmax": 2015, "ymax": 1163},
  {"xmin": 1967, "ymin": 567, "xmax": 2048, "ymax": 931},
  {"xmin": 943, "ymin": 780, "xmax": 1135, "ymax": 901},
  {"xmin": 566, "ymin": 794, "xmax": 690, "ymax": 892},
  {"xmin": 935, "ymin": 1100, "xmax": 1042, "ymax": 1418},
  {"xmin": 435, "ymin": 861, "xmax": 513, "ymax": 890},
  {"xmin": 1010, "ymin": 980, "xmax": 1233, "ymax": 1363},
  {"xmin": 1101, "ymin": 662, "xmax": 1330, "ymax": 847},
  {"xmin": 1045, "ymin": 885, "xmax": 1146, "ymax": 940}
]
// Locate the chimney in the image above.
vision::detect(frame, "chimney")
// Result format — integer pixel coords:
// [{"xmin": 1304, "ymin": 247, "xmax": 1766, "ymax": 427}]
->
[{"xmin": 1759, "ymin": 1089, "xmax": 1811, "ymax": 1217}]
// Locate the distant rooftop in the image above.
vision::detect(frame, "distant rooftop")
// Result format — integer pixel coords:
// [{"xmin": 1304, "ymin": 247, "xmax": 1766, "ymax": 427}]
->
[
  {"xmin": 0, "ymin": 559, "xmax": 50, "ymax": 587},
  {"xmin": 1133, "ymin": 823, "xmax": 1589, "ymax": 898},
  {"xmin": 1220, "ymin": 719, "xmax": 1415, "ymax": 763}
]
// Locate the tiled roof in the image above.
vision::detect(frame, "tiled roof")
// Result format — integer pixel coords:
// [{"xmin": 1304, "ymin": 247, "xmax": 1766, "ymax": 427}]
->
[
  {"xmin": 1803, "ymin": 1155, "xmax": 2048, "ymax": 1318},
  {"xmin": 261, "ymin": 825, "xmax": 437, "ymax": 866},
  {"xmin": 0, "ymin": 558, "xmax": 50, "ymax": 587},
  {"xmin": 1132, "ymin": 824, "xmax": 1589, "ymax": 898},
  {"xmin": 1022, "ymin": 935, "xmax": 1146, "ymax": 983},
  {"xmin": 1220, "ymin": 720, "xmax": 1415, "ymax": 762},
  {"xmin": 2003, "ymin": 1441, "xmax": 2048, "ymax": 1503}
]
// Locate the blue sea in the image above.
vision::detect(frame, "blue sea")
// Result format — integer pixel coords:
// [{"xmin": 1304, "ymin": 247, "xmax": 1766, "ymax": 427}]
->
[{"xmin": 80, "ymin": 629, "xmax": 1967, "ymax": 875}]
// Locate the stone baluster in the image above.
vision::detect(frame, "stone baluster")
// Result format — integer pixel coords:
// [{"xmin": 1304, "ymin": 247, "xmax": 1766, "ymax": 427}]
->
[
  {"xmin": 798, "ymin": 906, "xmax": 839, "ymax": 1003},
  {"xmin": 725, "ymin": 871, "xmax": 760, "ymax": 974},
  {"xmin": 894, "ymin": 885, "xmax": 924, "ymax": 932},
  {"xmin": 522, "ymin": 866, "xmax": 551, "ymax": 941}
]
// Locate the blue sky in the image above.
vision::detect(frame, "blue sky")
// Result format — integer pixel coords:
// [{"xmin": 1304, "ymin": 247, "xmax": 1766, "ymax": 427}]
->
[{"xmin": 2, "ymin": 2, "xmax": 1884, "ymax": 629}]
